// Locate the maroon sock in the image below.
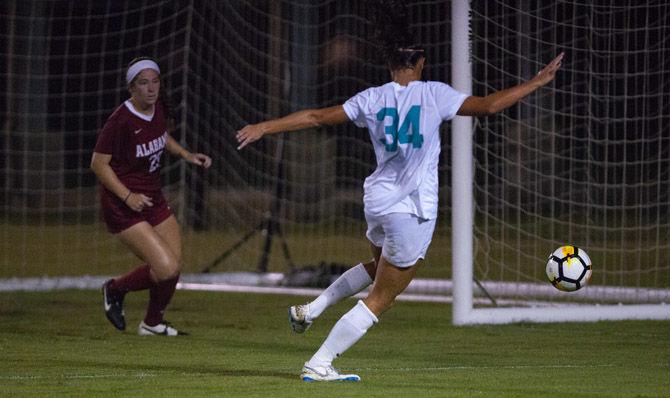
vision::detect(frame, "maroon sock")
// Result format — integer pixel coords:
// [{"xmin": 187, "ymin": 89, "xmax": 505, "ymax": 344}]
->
[
  {"xmin": 108, "ymin": 264, "xmax": 153, "ymax": 295},
  {"xmin": 144, "ymin": 274, "xmax": 180, "ymax": 326}
]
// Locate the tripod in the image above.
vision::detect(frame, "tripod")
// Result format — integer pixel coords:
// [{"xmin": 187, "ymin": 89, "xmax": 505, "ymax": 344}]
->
[{"xmin": 201, "ymin": 135, "xmax": 295, "ymax": 273}]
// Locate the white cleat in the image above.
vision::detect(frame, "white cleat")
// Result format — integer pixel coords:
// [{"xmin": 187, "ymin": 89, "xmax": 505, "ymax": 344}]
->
[
  {"xmin": 301, "ymin": 363, "xmax": 361, "ymax": 382},
  {"xmin": 288, "ymin": 304, "xmax": 313, "ymax": 333},
  {"xmin": 138, "ymin": 321, "xmax": 187, "ymax": 336}
]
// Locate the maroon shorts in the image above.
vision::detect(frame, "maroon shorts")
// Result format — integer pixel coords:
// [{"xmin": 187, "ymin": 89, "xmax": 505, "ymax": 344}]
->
[{"xmin": 100, "ymin": 189, "xmax": 173, "ymax": 234}]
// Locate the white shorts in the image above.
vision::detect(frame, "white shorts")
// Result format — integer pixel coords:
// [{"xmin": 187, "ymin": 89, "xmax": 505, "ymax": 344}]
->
[{"xmin": 365, "ymin": 212, "xmax": 437, "ymax": 268}]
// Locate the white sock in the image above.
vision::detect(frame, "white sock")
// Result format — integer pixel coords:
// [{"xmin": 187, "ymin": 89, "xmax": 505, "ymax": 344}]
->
[
  {"xmin": 307, "ymin": 300, "xmax": 378, "ymax": 367},
  {"xmin": 307, "ymin": 263, "xmax": 373, "ymax": 320}
]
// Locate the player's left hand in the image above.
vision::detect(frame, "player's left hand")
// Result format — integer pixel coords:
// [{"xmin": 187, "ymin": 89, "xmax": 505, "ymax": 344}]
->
[
  {"xmin": 236, "ymin": 124, "xmax": 265, "ymax": 150},
  {"xmin": 534, "ymin": 52, "xmax": 564, "ymax": 86},
  {"xmin": 187, "ymin": 153, "xmax": 212, "ymax": 168}
]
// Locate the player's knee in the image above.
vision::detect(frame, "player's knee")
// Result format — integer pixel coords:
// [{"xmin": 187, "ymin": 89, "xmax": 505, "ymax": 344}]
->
[
  {"xmin": 170, "ymin": 254, "xmax": 183, "ymax": 274},
  {"xmin": 165, "ymin": 258, "xmax": 181, "ymax": 279},
  {"xmin": 153, "ymin": 256, "xmax": 180, "ymax": 281},
  {"xmin": 170, "ymin": 247, "xmax": 182, "ymax": 267}
]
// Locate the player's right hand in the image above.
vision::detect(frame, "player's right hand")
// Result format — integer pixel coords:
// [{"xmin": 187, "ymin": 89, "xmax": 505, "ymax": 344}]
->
[{"xmin": 125, "ymin": 192, "xmax": 153, "ymax": 212}]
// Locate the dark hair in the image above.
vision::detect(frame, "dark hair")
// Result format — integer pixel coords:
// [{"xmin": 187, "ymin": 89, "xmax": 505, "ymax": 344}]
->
[
  {"xmin": 127, "ymin": 56, "xmax": 177, "ymax": 129},
  {"xmin": 369, "ymin": 0, "xmax": 425, "ymax": 71}
]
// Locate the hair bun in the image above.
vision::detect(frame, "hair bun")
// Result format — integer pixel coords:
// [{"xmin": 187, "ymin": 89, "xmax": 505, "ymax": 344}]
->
[{"xmin": 368, "ymin": 1, "xmax": 424, "ymax": 70}]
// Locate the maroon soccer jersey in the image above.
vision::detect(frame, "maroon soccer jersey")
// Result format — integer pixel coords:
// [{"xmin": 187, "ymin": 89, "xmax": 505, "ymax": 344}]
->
[{"xmin": 94, "ymin": 100, "xmax": 169, "ymax": 194}]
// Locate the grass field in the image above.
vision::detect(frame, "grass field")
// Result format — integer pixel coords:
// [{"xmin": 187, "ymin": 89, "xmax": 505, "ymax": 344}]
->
[{"xmin": 2, "ymin": 289, "xmax": 669, "ymax": 397}]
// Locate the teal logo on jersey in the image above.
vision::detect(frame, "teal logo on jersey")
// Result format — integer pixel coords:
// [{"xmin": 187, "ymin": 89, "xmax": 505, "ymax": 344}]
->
[{"xmin": 376, "ymin": 105, "xmax": 423, "ymax": 152}]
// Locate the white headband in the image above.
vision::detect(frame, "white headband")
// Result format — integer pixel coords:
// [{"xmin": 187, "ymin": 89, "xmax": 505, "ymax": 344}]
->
[{"xmin": 126, "ymin": 60, "xmax": 160, "ymax": 85}]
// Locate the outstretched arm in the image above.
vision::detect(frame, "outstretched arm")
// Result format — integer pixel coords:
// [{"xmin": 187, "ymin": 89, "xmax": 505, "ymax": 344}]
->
[
  {"xmin": 235, "ymin": 105, "xmax": 349, "ymax": 150},
  {"xmin": 457, "ymin": 52, "xmax": 564, "ymax": 117}
]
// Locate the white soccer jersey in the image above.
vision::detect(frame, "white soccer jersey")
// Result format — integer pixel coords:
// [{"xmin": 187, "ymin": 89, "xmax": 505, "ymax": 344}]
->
[{"xmin": 343, "ymin": 80, "xmax": 468, "ymax": 219}]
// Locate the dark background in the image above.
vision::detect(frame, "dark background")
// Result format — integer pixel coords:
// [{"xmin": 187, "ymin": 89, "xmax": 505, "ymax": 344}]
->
[{"xmin": 0, "ymin": 0, "xmax": 668, "ymax": 229}]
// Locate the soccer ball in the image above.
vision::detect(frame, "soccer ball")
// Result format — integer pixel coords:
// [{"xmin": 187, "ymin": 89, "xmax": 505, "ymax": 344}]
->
[{"xmin": 546, "ymin": 246, "xmax": 592, "ymax": 292}]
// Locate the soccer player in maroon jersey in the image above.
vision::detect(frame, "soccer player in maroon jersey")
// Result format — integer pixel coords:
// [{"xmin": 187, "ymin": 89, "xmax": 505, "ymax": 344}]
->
[{"xmin": 91, "ymin": 57, "xmax": 211, "ymax": 336}]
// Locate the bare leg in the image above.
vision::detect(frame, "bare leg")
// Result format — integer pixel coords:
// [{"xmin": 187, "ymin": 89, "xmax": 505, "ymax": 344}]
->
[
  {"xmin": 363, "ymin": 256, "xmax": 417, "ymax": 317},
  {"xmin": 107, "ymin": 217, "xmax": 181, "ymax": 293},
  {"xmin": 117, "ymin": 220, "xmax": 180, "ymax": 282},
  {"xmin": 152, "ymin": 215, "xmax": 182, "ymax": 268},
  {"xmin": 117, "ymin": 217, "xmax": 182, "ymax": 327}
]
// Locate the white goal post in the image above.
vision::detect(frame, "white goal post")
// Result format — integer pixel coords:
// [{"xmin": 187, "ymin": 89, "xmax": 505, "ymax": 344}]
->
[{"xmin": 450, "ymin": 0, "xmax": 670, "ymax": 324}]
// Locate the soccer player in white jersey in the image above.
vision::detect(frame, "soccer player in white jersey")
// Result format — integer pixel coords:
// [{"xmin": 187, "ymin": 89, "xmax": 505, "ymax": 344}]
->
[{"xmin": 236, "ymin": 18, "xmax": 563, "ymax": 382}]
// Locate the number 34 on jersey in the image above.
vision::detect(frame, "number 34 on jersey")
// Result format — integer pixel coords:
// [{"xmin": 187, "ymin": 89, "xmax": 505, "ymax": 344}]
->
[{"xmin": 376, "ymin": 105, "xmax": 423, "ymax": 152}]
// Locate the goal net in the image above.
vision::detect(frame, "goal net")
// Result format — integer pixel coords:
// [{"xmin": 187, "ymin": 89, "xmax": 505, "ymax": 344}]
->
[
  {"xmin": 1, "ymin": 0, "xmax": 669, "ymax": 322},
  {"xmin": 0, "ymin": 1, "xmax": 454, "ymax": 284},
  {"xmin": 1, "ymin": 1, "xmax": 196, "ymax": 278},
  {"xmin": 452, "ymin": 0, "xmax": 670, "ymax": 323}
]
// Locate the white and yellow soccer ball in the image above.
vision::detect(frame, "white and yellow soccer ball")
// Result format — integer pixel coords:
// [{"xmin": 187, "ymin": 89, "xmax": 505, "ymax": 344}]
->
[{"xmin": 546, "ymin": 246, "xmax": 592, "ymax": 292}]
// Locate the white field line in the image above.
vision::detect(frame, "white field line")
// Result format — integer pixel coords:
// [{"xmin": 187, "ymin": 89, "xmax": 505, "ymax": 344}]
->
[
  {"xmin": 8, "ymin": 363, "xmax": 657, "ymax": 382},
  {"xmin": 0, "ymin": 274, "xmax": 550, "ymax": 306},
  {"xmin": 2, "ymin": 273, "xmax": 667, "ymax": 305},
  {"xmin": 0, "ymin": 372, "xmax": 157, "ymax": 381},
  {"xmin": 352, "ymin": 364, "xmax": 621, "ymax": 372}
]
